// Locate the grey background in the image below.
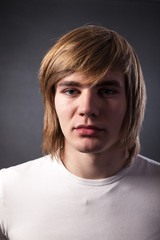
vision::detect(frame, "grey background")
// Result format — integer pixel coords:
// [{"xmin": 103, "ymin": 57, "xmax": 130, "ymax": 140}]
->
[{"xmin": 0, "ymin": 0, "xmax": 160, "ymax": 169}]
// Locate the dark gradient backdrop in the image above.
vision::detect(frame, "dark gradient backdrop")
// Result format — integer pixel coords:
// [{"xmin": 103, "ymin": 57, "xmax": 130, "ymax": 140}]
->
[{"xmin": 0, "ymin": 0, "xmax": 160, "ymax": 168}]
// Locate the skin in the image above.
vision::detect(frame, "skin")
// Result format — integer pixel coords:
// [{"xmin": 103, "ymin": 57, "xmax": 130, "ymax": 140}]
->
[{"xmin": 55, "ymin": 71, "xmax": 127, "ymax": 179}]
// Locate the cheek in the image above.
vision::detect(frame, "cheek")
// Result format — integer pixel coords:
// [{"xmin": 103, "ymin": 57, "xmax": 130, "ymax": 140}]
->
[
  {"xmin": 55, "ymin": 95, "xmax": 66, "ymax": 116},
  {"xmin": 55, "ymin": 103, "xmax": 63, "ymax": 118},
  {"xmin": 108, "ymin": 98, "xmax": 126, "ymax": 122},
  {"xmin": 54, "ymin": 96, "xmax": 64, "ymax": 125},
  {"xmin": 117, "ymin": 102, "xmax": 126, "ymax": 124},
  {"xmin": 54, "ymin": 103, "xmax": 67, "ymax": 132},
  {"xmin": 54, "ymin": 95, "xmax": 73, "ymax": 128}
]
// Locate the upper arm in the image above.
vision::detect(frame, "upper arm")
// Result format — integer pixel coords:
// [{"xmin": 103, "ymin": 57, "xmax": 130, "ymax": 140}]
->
[{"xmin": 0, "ymin": 171, "xmax": 8, "ymax": 240}]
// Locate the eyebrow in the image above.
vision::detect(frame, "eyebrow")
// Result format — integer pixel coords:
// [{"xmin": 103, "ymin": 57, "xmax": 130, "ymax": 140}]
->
[
  {"xmin": 95, "ymin": 80, "xmax": 122, "ymax": 88},
  {"xmin": 57, "ymin": 81, "xmax": 82, "ymax": 87},
  {"xmin": 57, "ymin": 80, "xmax": 122, "ymax": 88}
]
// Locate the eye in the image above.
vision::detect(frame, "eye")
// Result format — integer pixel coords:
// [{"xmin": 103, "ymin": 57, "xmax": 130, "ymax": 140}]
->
[
  {"xmin": 99, "ymin": 88, "xmax": 117, "ymax": 96},
  {"xmin": 63, "ymin": 88, "xmax": 80, "ymax": 96},
  {"xmin": 103, "ymin": 89, "xmax": 114, "ymax": 94}
]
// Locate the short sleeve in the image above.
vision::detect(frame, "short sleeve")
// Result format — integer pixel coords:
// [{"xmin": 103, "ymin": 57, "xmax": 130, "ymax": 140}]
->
[{"xmin": 0, "ymin": 170, "xmax": 8, "ymax": 240}]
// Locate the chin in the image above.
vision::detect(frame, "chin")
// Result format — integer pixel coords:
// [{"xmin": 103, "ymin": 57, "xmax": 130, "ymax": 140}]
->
[
  {"xmin": 73, "ymin": 138, "xmax": 119, "ymax": 154},
  {"xmin": 75, "ymin": 144, "xmax": 106, "ymax": 154}
]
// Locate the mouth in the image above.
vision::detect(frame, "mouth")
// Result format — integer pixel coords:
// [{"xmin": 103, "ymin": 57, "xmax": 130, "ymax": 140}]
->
[{"xmin": 74, "ymin": 125, "xmax": 104, "ymax": 136}]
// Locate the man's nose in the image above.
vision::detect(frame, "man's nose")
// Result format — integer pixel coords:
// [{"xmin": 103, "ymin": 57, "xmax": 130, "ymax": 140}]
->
[{"xmin": 78, "ymin": 89, "xmax": 99, "ymax": 118}]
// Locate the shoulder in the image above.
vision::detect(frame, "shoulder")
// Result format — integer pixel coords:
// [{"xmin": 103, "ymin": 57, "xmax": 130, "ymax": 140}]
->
[
  {"xmin": 123, "ymin": 155, "xmax": 160, "ymax": 204},
  {"xmin": 0, "ymin": 154, "xmax": 52, "ymax": 171},
  {"xmin": 0, "ymin": 155, "xmax": 53, "ymax": 189},
  {"xmin": 129, "ymin": 154, "xmax": 160, "ymax": 186},
  {"xmin": 137, "ymin": 154, "xmax": 160, "ymax": 165},
  {"xmin": 135, "ymin": 154, "xmax": 160, "ymax": 174},
  {"xmin": 0, "ymin": 155, "xmax": 58, "ymax": 212}
]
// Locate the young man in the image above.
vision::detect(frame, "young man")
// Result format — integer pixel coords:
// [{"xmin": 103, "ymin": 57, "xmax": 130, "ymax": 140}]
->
[{"xmin": 0, "ymin": 25, "xmax": 160, "ymax": 240}]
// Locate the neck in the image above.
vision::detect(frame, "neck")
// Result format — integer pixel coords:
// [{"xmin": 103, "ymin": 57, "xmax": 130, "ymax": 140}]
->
[{"xmin": 60, "ymin": 144, "xmax": 128, "ymax": 180}]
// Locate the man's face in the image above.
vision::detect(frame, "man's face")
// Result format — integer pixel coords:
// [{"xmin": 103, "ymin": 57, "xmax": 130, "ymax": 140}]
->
[{"xmin": 55, "ymin": 71, "xmax": 126, "ymax": 155}]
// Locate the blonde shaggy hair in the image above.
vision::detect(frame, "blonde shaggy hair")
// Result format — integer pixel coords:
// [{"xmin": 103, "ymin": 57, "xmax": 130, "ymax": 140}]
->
[{"xmin": 39, "ymin": 25, "xmax": 146, "ymax": 163}]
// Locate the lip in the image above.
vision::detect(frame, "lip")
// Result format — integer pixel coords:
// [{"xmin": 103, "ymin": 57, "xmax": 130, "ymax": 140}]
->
[
  {"xmin": 74, "ymin": 125, "xmax": 104, "ymax": 136},
  {"xmin": 75, "ymin": 125, "xmax": 104, "ymax": 130}
]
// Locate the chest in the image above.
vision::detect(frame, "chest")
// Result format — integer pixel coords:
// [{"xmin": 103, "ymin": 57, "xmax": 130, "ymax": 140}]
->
[{"xmin": 6, "ymin": 180, "xmax": 160, "ymax": 240}]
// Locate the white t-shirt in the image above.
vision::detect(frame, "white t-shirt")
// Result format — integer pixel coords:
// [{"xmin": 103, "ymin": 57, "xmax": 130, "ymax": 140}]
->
[{"xmin": 0, "ymin": 154, "xmax": 160, "ymax": 240}]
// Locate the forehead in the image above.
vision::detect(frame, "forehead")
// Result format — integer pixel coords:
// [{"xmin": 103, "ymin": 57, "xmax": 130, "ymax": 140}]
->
[{"xmin": 57, "ymin": 70, "xmax": 125, "ymax": 88}]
